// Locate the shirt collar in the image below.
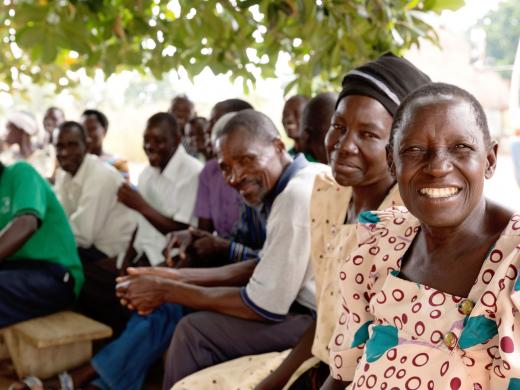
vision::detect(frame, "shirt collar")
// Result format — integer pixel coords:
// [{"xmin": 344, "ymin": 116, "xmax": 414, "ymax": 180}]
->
[
  {"xmin": 160, "ymin": 144, "xmax": 187, "ymax": 180},
  {"xmin": 70, "ymin": 154, "xmax": 93, "ymax": 185},
  {"xmin": 262, "ymin": 153, "xmax": 308, "ymax": 214}
]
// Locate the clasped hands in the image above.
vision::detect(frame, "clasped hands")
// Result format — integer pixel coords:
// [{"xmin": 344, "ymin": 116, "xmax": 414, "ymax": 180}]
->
[{"xmin": 116, "ymin": 227, "xmax": 227, "ymax": 314}]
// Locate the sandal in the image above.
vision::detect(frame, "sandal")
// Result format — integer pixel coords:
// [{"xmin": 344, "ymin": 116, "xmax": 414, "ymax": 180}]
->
[
  {"xmin": 8, "ymin": 376, "xmax": 43, "ymax": 390},
  {"xmin": 58, "ymin": 372, "xmax": 74, "ymax": 390}
]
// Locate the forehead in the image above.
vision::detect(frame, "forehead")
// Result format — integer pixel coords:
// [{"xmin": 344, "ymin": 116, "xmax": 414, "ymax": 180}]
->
[
  {"xmin": 171, "ymin": 99, "xmax": 193, "ymax": 111},
  {"xmin": 400, "ymin": 98, "xmax": 479, "ymax": 140},
  {"xmin": 334, "ymin": 95, "xmax": 390, "ymax": 123},
  {"xmin": 82, "ymin": 114, "xmax": 101, "ymax": 126},
  {"xmin": 216, "ymin": 128, "xmax": 268, "ymax": 157},
  {"xmin": 45, "ymin": 109, "xmax": 62, "ymax": 119},
  {"xmin": 144, "ymin": 123, "xmax": 174, "ymax": 139},
  {"xmin": 57, "ymin": 127, "xmax": 83, "ymax": 142},
  {"xmin": 283, "ymin": 98, "xmax": 305, "ymax": 115}
]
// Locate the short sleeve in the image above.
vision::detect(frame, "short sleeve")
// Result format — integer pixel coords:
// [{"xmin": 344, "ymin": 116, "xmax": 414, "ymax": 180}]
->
[{"xmin": 10, "ymin": 163, "xmax": 46, "ymax": 221}]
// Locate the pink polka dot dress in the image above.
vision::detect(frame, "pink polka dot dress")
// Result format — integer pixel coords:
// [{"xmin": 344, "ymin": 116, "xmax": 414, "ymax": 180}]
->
[{"xmin": 329, "ymin": 206, "xmax": 520, "ymax": 390}]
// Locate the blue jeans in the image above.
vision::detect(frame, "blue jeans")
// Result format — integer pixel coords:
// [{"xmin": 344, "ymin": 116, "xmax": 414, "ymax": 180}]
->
[{"xmin": 90, "ymin": 303, "xmax": 184, "ymax": 390}]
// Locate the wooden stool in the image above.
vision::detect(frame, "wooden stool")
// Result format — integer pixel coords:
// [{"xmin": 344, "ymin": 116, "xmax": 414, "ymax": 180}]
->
[{"xmin": 1, "ymin": 311, "xmax": 112, "ymax": 379}]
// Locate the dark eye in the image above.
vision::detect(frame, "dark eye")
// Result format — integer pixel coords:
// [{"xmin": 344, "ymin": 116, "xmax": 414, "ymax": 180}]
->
[
  {"xmin": 331, "ymin": 123, "xmax": 346, "ymax": 134},
  {"xmin": 454, "ymin": 144, "xmax": 472, "ymax": 150},
  {"xmin": 362, "ymin": 131, "xmax": 379, "ymax": 139}
]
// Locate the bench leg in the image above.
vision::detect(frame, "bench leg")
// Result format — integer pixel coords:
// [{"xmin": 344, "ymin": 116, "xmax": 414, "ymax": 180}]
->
[{"xmin": 4, "ymin": 330, "xmax": 93, "ymax": 379}]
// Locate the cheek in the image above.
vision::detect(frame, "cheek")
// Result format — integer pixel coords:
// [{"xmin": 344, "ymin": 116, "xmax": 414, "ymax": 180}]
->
[{"xmin": 361, "ymin": 141, "xmax": 388, "ymax": 172}]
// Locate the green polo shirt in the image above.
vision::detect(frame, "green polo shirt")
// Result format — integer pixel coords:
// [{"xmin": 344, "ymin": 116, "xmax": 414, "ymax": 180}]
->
[{"xmin": 0, "ymin": 161, "xmax": 84, "ymax": 297}]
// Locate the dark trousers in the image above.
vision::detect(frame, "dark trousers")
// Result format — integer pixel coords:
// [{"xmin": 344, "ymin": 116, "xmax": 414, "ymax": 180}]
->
[
  {"xmin": 77, "ymin": 257, "xmax": 131, "ymax": 337},
  {"xmin": 77, "ymin": 246, "xmax": 108, "ymax": 263},
  {"xmin": 0, "ymin": 259, "xmax": 76, "ymax": 328},
  {"xmin": 163, "ymin": 310, "xmax": 314, "ymax": 388}
]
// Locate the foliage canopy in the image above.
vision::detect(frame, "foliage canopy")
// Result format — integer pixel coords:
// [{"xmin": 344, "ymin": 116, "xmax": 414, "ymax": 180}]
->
[
  {"xmin": 479, "ymin": 0, "xmax": 520, "ymax": 68},
  {"xmin": 0, "ymin": 0, "xmax": 464, "ymax": 95}
]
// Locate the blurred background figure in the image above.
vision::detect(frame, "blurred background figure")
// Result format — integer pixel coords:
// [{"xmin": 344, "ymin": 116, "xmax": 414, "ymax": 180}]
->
[
  {"xmin": 42, "ymin": 106, "xmax": 65, "ymax": 145},
  {"xmin": 281, "ymin": 95, "xmax": 309, "ymax": 156},
  {"xmin": 1, "ymin": 110, "xmax": 55, "ymax": 179},
  {"xmin": 168, "ymin": 95, "xmax": 197, "ymax": 156},
  {"xmin": 185, "ymin": 116, "xmax": 210, "ymax": 161},
  {"xmin": 81, "ymin": 109, "xmax": 129, "ymax": 180}
]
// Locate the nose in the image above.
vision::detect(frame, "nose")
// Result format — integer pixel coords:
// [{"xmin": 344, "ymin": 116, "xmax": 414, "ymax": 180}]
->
[
  {"xmin": 423, "ymin": 149, "xmax": 453, "ymax": 177},
  {"xmin": 337, "ymin": 131, "xmax": 359, "ymax": 155},
  {"xmin": 226, "ymin": 165, "xmax": 244, "ymax": 187}
]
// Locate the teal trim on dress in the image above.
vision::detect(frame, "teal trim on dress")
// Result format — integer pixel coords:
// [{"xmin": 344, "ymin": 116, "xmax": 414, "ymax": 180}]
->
[
  {"xmin": 459, "ymin": 315, "xmax": 498, "ymax": 349},
  {"xmin": 358, "ymin": 211, "xmax": 380, "ymax": 224},
  {"xmin": 508, "ymin": 378, "xmax": 520, "ymax": 390},
  {"xmin": 365, "ymin": 325, "xmax": 398, "ymax": 363},
  {"xmin": 351, "ymin": 320, "xmax": 372, "ymax": 348},
  {"xmin": 515, "ymin": 274, "xmax": 520, "ymax": 291}
]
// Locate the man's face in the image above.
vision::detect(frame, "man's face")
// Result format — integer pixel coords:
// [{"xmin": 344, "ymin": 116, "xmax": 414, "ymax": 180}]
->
[
  {"xmin": 216, "ymin": 128, "xmax": 286, "ymax": 207},
  {"xmin": 143, "ymin": 123, "xmax": 180, "ymax": 171},
  {"xmin": 282, "ymin": 98, "xmax": 306, "ymax": 140},
  {"xmin": 81, "ymin": 114, "xmax": 106, "ymax": 155},
  {"xmin": 186, "ymin": 120, "xmax": 208, "ymax": 155},
  {"xmin": 43, "ymin": 109, "xmax": 64, "ymax": 134},
  {"xmin": 169, "ymin": 99, "xmax": 194, "ymax": 132},
  {"xmin": 55, "ymin": 128, "xmax": 87, "ymax": 176}
]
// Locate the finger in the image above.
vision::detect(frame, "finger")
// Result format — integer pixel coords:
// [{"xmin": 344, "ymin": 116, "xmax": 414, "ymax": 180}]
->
[{"xmin": 115, "ymin": 280, "xmax": 131, "ymax": 291}]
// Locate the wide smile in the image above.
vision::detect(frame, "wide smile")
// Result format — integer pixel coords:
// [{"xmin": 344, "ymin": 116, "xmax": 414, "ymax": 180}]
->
[{"xmin": 418, "ymin": 186, "xmax": 462, "ymax": 199}]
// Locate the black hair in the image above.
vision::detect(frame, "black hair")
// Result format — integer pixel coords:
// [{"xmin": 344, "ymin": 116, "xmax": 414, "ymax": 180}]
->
[
  {"xmin": 216, "ymin": 109, "xmax": 279, "ymax": 144},
  {"xmin": 188, "ymin": 116, "xmax": 207, "ymax": 126},
  {"xmin": 58, "ymin": 121, "xmax": 88, "ymax": 144},
  {"xmin": 171, "ymin": 94, "xmax": 194, "ymax": 108},
  {"xmin": 215, "ymin": 99, "xmax": 254, "ymax": 115},
  {"xmin": 390, "ymin": 82, "xmax": 490, "ymax": 149},
  {"xmin": 147, "ymin": 112, "xmax": 180, "ymax": 138},
  {"xmin": 301, "ymin": 92, "xmax": 337, "ymax": 138},
  {"xmin": 46, "ymin": 106, "xmax": 65, "ymax": 116},
  {"xmin": 82, "ymin": 109, "xmax": 109, "ymax": 131}
]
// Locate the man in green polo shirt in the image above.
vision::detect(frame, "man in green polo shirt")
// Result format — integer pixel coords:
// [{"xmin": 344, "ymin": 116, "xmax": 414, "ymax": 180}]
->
[{"xmin": 0, "ymin": 160, "xmax": 84, "ymax": 327}]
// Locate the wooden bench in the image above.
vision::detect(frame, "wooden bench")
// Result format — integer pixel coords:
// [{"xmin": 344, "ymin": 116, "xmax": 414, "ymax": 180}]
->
[{"xmin": 0, "ymin": 311, "xmax": 112, "ymax": 379}]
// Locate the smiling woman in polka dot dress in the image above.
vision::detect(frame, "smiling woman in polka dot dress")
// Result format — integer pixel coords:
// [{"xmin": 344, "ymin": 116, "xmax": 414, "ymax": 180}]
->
[{"xmin": 328, "ymin": 83, "xmax": 520, "ymax": 390}]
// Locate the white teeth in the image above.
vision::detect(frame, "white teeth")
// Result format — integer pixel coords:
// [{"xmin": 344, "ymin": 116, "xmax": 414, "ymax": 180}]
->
[{"xmin": 419, "ymin": 187, "xmax": 460, "ymax": 198}]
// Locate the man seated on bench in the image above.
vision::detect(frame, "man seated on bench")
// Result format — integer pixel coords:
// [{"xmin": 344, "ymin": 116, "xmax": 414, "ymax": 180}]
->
[
  {"xmin": 54, "ymin": 121, "xmax": 137, "ymax": 263},
  {"xmin": 115, "ymin": 109, "xmax": 329, "ymax": 388},
  {"xmin": 0, "ymin": 160, "xmax": 84, "ymax": 328}
]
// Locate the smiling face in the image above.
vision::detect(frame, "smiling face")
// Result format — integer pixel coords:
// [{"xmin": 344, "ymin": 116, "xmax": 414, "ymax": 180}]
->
[
  {"xmin": 55, "ymin": 126, "xmax": 87, "ymax": 176},
  {"xmin": 282, "ymin": 97, "xmax": 307, "ymax": 141},
  {"xmin": 81, "ymin": 114, "xmax": 106, "ymax": 155},
  {"xmin": 216, "ymin": 127, "xmax": 286, "ymax": 207},
  {"xmin": 325, "ymin": 95, "xmax": 393, "ymax": 187},
  {"xmin": 143, "ymin": 123, "xmax": 180, "ymax": 171},
  {"xmin": 389, "ymin": 98, "xmax": 497, "ymax": 228}
]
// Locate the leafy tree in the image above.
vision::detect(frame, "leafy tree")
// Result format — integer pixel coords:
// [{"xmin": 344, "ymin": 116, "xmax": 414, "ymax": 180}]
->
[
  {"xmin": 479, "ymin": 0, "xmax": 520, "ymax": 67},
  {"xmin": 0, "ymin": 0, "xmax": 463, "ymax": 95}
]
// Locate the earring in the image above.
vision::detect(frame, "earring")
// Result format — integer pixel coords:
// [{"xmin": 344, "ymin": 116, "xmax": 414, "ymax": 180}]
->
[{"xmin": 333, "ymin": 142, "xmax": 340, "ymax": 150}]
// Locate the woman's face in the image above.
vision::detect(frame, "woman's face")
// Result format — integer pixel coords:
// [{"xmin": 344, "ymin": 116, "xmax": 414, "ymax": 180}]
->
[
  {"xmin": 390, "ymin": 98, "xmax": 497, "ymax": 228},
  {"xmin": 325, "ymin": 95, "xmax": 393, "ymax": 187}
]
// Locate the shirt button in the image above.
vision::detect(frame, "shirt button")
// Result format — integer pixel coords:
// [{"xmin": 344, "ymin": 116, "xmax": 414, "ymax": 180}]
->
[
  {"xmin": 458, "ymin": 299, "xmax": 474, "ymax": 316},
  {"xmin": 443, "ymin": 332, "xmax": 457, "ymax": 349}
]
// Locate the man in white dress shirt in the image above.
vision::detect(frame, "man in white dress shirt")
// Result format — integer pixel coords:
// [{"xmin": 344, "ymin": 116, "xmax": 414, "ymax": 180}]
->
[{"xmin": 54, "ymin": 121, "xmax": 136, "ymax": 262}]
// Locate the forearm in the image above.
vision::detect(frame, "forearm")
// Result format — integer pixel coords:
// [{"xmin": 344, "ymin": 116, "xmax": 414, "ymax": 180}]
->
[
  {"xmin": 0, "ymin": 215, "xmax": 38, "ymax": 261},
  {"xmin": 256, "ymin": 321, "xmax": 316, "ymax": 389},
  {"xmin": 161, "ymin": 281, "xmax": 263, "ymax": 320},
  {"xmin": 139, "ymin": 203, "xmax": 188, "ymax": 234},
  {"xmin": 175, "ymin": 259, "xmax": 257, "ymax": 286}
]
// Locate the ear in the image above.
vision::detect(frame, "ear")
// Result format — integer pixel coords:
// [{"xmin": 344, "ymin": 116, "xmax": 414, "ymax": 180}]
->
[
  {"xmin": 386, "ymin": 144, "xmax": 396, "ymax": 178},
  {"xmin": 484, "ymin": 140, "xmax": 498, "ymax": 179},
  {"xmin": 273, "ymin": 137, "xmax": 286, "ymax": 153}
]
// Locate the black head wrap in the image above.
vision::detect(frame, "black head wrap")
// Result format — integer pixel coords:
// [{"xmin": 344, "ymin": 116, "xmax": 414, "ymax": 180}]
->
[{"xmin": 337, "ymin": 52, "xmax": 431, "ymax": 116}]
